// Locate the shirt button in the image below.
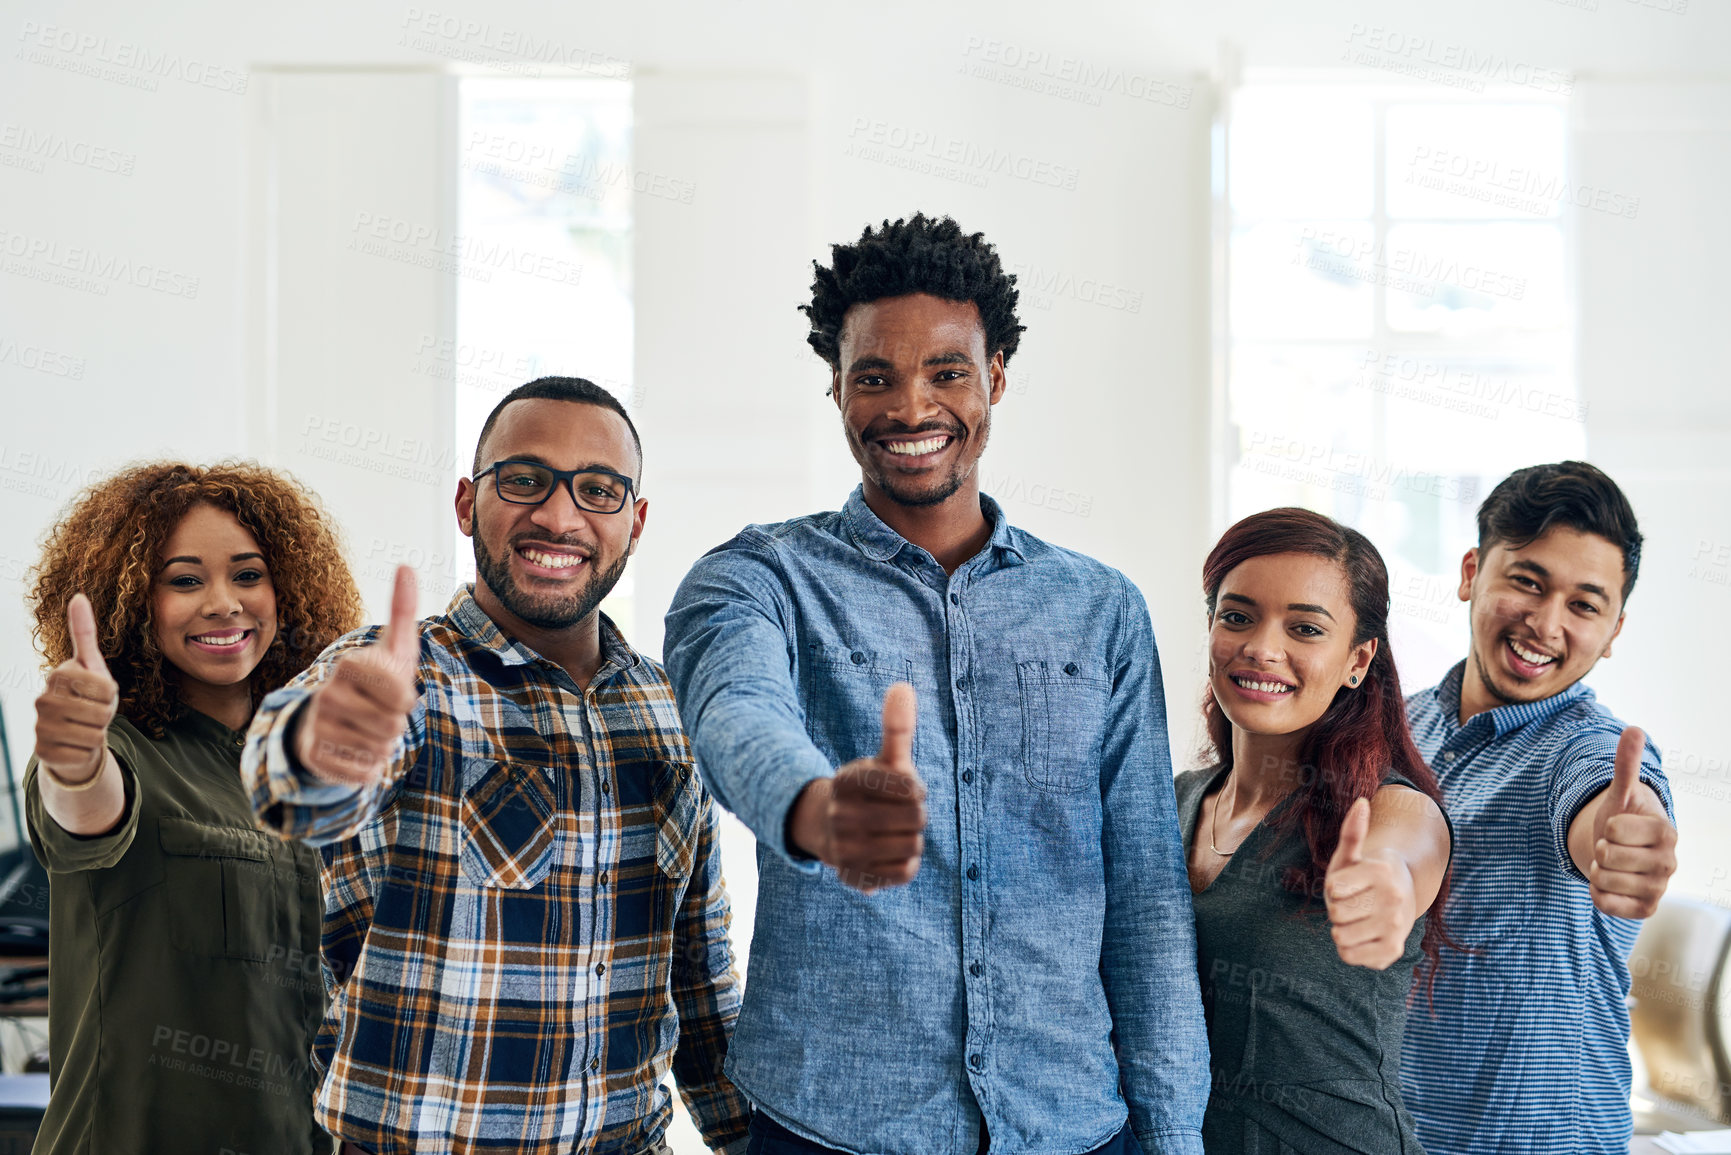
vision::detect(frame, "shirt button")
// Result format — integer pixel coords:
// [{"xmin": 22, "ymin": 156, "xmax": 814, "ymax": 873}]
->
[
  {"xmin": 850, "ymin": 650, "xmax": 866, "ymax": 665},
  {"xmin": 967, "ymin": 864, "xmax": 979, "ymax": 880},
  {"xmin": 962, "ymin": 769, "xmax": 975, "ymax": 784},
  {"xmin": 590, "ymin": 1057, "xmax": 601, "ymax": 1072},
  {"xmin": 1063, "ymin": 662, "xmax": 1079, "ymax": 676},
  {"xmin": 598, "ymin": 871, "xmax": 608, "ymax": 887},
  {"xmin": 596, "ymin": 963, "xmax": 606, "ymax": 976},
  {"xmin": 601, "ymin": 779, "xmax": 611, "ymax": 795},
  {"xmin": 949, "ymin": 593, "xmax": 960, "ymax": 606},
  {"xmin": 969, "ymin": 1053, "xmax": 984, "ymax": 1070},
  {"xmin": 956, "ymin": 677, "xmax": 968, "ymax": 692},
  {"xmin": 969, "ymin": 961, "xmax": 983, "ymax": 977},
  {"xmin": 1443, "ymin": 751, "xmax": 1457, "ymax": 762}
]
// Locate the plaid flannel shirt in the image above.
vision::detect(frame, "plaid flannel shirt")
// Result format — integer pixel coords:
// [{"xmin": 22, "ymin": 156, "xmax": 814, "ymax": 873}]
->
[{"xmin": 243, "ymin": 586, "xmax": 751, "ymax": 1155}]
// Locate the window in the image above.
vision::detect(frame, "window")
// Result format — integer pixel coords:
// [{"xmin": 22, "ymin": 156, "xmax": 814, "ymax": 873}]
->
[
  {"xmin": 1220, "ymin": 78, "xmax": 1583, "ymax": 683},
  {"xmin": 452, "ymin": 77, "xmax": 636, "ymax": 629}
]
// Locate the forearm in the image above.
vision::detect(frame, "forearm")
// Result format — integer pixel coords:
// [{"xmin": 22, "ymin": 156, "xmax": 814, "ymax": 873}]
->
[
  {"xmin": 1101, "ymin": 588, "xmax": 1209, "ymax": 1141},
  {"xmin": 38, "ymin": 748, "xmax": 126, "ymax": 837},
  {"xmin": 670, "ymin": 963, "xmax": 751, "ymax": 1149},
  {"xmin": 1363, "ymin": 786, "xmax": 1450, "ymax": 913},
  {"xmin": 1104, "ymin": 885, "xmax": 1210, "ymax": 1141},
  {"xmin": 667, "ymin": 545, "xmax": 842, "ymax": 863},
  {"xmin": 669, "ymin": 828, "xmax": 751, "ymax": 1147}
]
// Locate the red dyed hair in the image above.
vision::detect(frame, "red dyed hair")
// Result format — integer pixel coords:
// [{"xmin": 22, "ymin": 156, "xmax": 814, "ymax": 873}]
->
[{"xmin": 1201, "ymin": 507, "xmax": 1453, "ymax": 992}]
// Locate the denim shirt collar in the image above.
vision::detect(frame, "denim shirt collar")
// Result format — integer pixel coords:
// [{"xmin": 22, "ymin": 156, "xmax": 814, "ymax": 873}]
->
[
  {"xmin": 1434, "ymin": 658, "xmax": 1592, "ymax": 739},
  {"xmin": 445, "ymin": 583, "xmax": 638, "ymax": 685},
  {"xmin": 841, "ymin": 485, "xmax": 1026, "ymax": 571}
]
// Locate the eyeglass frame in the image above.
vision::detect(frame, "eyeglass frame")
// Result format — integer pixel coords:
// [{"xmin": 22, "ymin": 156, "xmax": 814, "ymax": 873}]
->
[{"xmin": 472, "ymin": 459, "xmax": 641, "ymax": 514}]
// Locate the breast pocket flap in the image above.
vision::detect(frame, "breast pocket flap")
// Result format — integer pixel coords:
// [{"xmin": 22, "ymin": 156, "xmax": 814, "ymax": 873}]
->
[{"xmin": 458, "ymin": 761, "xmax": 559, "ymax": 890}]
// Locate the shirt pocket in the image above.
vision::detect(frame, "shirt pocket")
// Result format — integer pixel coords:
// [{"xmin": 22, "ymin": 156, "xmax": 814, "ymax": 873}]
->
[
  {"xmin": 458, "ymin": 760, "xmax": 560, "ymax": 890},
  {"xmin": 800, "ymin": 643, "xmax": 916, "ymax": 767},
  {"xmin": 1016, "ymin": 658, "xmax": 1112, "ymax": 794},
  {"xmin": 651, "ymin": 760, "xmax": 701, "ymax": 886},
  {"xmin": 157, "ymin": 815, "xmax": 285, "ymax": 962}
]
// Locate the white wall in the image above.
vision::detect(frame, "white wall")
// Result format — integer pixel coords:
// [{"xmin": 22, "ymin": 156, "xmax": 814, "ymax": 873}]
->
[
  {"xmin": 5, "ymin": 0, "xmax": 1724, "ymax": 768},
  {"xmin": 1571, "ymin": 79, "xmax": 1731, "ymax": 905}
]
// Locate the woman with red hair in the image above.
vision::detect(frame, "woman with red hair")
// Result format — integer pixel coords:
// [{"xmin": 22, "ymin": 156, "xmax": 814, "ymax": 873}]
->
[
  {"xmin": 1179, "ymin": 507, "xmax": 1452, "ymax": 1153},
  {"xmin": 24, "ymin": 461, "xmax": 362, "ymax": 1155}
]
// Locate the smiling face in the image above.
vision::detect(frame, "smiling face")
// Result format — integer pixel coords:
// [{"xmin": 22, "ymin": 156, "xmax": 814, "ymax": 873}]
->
[
  {"xmin": 831, "ymin": 292, "xmax": 1006, "ymax": 509},
  {"xmin": 456, "ymin": 397, "xmax": 646, "ymax": 632},
  {"xmin": 1208, "ymin": 552, "xmax": 1377, "ymax": 747},
  {"xmin": 151, "ymin": 503, "xmax": 278, "ymax": 692},
  {"xmin": 1459, "ymin": 524, "xmax": 1627, "ymax": 713}
]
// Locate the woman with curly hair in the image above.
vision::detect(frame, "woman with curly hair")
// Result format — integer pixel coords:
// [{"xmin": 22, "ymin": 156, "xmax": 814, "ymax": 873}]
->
[
  {"xmin": 24, "ymin": 461, "xmax": 362, "ymax": 1155},
  {"xmin": 1178, "ymin": 508, "xmax": 1453, "ymax": 1154}
]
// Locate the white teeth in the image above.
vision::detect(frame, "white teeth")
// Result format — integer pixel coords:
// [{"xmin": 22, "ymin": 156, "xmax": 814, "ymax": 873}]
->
[
  {"xmin": 191, "ymin": 632, "xmax": 247, "ymax": 645},
  {"xmin": 884, "ymin": 436, "xmax": 950, "ymax": 456},
  {"xmin": 1509, "ymin": 639, "xmax": 1555, "ymax": 665},
  {"xmin": 521, "ymin": 548, "xmax": 585, "ymax": 570},
  {"xmin": 1233, "ymin": 677, "xmax": 1293, "ymax": 694}
]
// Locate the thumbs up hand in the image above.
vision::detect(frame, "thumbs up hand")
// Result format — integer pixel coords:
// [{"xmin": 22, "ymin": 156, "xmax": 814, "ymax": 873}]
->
[
  {"xmin": 33, "ymin": 594, "xmax": 120, "ymax": 785},
  {"xmin": 1587, "ymin": 726, "xmax": 1677, "ymax": 919},
  {"xmin": 789, "ymin": 682, "xmax": 928, "ymax": 893},
  {"xmin": 295, "ymin": 566, "xmax": 421, "ymax": 786},
  {"xmin": 1325, "ymin": 796, "xmax": 1419, "ymax": 971}
]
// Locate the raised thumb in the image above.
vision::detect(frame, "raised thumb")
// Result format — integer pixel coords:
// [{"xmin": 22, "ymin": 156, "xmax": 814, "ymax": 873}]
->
[
  {"xmin": 66, "ymin": 594, "xmax": 108, "ymax": 676},
  {"xmin": 877, "ymin": 681, "xmax": 917, "ymax": 773},
  {"xmin": 1331, "ymin": 796, "xmax": 1371, "ymax": 871}
]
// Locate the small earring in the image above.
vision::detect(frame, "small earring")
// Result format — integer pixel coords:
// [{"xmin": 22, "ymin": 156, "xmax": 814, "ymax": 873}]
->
[{"xmin": 1349, "ymin": 675, "xmax": 1359, "ymax": 686}]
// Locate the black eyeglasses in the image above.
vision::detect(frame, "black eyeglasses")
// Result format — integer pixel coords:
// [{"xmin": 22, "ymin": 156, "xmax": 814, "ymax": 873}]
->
[{"xmin": 473, "ymin": 460, "xmax": 639, "ymax": 514}]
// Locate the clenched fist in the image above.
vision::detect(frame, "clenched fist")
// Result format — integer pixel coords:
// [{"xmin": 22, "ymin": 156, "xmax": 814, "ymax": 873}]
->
[
  {"xmin": 34, "ymin": 594, "xmax": 119, "ymax": 786},
  {"xmin": 1587, "ymin": 726, "xmax": 1677, "ymax": 919},
  {"xmin": 294, "ymin": 566, "xmax": 420, "ymax": 786},
  {"xmin": 1325, "ymin": 796, "xmax": 1419, "ymax": 971},
  {"xmin": 790, "ymin": 681, "xmax": 928, "ymax": 893}
]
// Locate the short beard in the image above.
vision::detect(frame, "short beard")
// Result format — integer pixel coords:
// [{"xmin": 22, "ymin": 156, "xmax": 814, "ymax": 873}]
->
[
  {"xmin": 474, "ymin": 534, "xmax": 631, "ymax": 630},
  {"xmin": 858, "ymin": 412, "xmax": 988, "ymax": 509},
  {"xmin": 877, "ymin": 466, "xmax": 969, "ymax": 508},
  {"xmin": 1471, "ymin": 644, "xmax": 1521, "ymax": 706}
]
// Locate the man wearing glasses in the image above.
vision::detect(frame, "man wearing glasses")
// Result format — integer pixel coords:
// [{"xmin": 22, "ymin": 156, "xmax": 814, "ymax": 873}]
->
[{"xmin": 244, "ymin": 378, "xmax": 752, "ymax": 1155}]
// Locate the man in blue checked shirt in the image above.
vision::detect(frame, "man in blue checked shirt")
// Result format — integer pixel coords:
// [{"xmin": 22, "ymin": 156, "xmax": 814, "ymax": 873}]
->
[
  {"xmin": 664, "ymin": 214, "xmax": 1210, "ymax": 1155},
  {"xmin": 245, "ymin": 378, "xmax": 752, "ymax": 1155},
  {"xmin": 1399, "ymin": 461, "xmax": 1679, "ymax": 1155}
]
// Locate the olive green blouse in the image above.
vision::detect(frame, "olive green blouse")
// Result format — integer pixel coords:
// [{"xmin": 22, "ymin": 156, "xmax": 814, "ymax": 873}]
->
[{"xmin": 25, "ymin": 710, "xmax": 330, "ymax": 1155}]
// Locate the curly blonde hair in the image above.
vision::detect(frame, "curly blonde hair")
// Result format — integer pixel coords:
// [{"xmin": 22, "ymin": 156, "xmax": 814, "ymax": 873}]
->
[{"xmin": 27, "ymin": 461, "xmax": 364, "ymax": 738}]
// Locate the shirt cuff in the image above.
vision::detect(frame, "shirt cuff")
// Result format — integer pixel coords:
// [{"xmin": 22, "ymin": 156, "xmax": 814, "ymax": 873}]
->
[
  {"xmin": 717, "ymin": 1137, "xmax": 751, "ymax": 1155},
  {"xmin": 26, "ymin": 756, "xmax": 141, "ymax": 872},
  {"xmin": 773, "ymin": 771, "xmax": 830, "ymax": 875},
  {"xmin": 1135, "ymin": 1128, "xmax": 1205, "ymax": 1155}
]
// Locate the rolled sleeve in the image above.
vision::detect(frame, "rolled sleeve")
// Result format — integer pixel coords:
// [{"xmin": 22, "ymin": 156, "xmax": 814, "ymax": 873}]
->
[
  {"xmin": 663, "ymin": 534, "xmax": 834, "ymax": 869},
  {"xmin": 1098, "ymin": 576, "xmax": 1211, "ymax": 1143},
  {"xmin": 1134, "ymin": 1128, "xmax": 1206, "ymax": 1155},
  {"xmin": 1548, "ymin": 723, "xmax": 1672, "ymax": 884},
  {"xmin": 24, "ymin": 735, "xmax": 142, "ymax": 873}
]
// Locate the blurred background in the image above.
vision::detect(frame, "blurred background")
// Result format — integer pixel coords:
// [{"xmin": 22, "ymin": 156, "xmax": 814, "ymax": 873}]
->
[{"xmin": 0, "ymin": 0, "xmax": 1727, "ymax": 1145}]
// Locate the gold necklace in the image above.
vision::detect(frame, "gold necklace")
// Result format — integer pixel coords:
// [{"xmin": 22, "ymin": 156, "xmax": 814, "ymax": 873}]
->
[{"xmin": 1209, "ymin": 775, "xmax": 1243, "ymax": 856}]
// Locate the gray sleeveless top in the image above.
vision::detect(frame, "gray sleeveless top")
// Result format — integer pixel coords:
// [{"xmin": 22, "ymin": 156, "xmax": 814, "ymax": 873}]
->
[{"xmin": 1176, "ymin": 766, "xmax": 1444, "ymax": 1155}]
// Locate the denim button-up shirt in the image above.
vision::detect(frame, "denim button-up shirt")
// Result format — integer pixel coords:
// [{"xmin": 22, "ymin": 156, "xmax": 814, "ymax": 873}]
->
[{"xmin": 664, "ymin": 489, "xmax": 1208, "ymax": 1155}]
